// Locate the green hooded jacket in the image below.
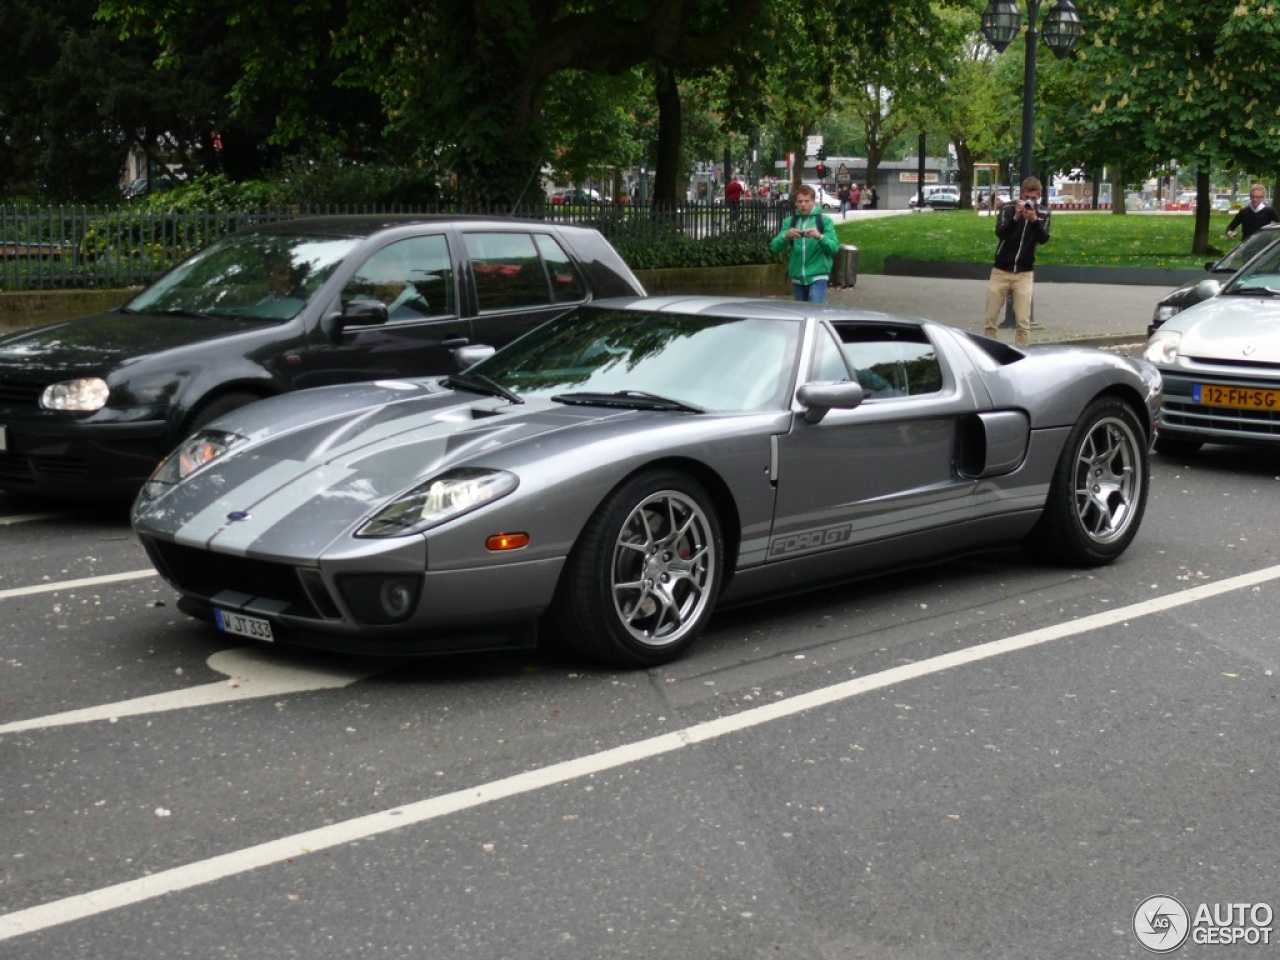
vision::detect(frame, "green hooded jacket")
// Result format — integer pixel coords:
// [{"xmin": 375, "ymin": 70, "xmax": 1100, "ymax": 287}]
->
[{"xmin": 769, "ymin": 211, "xmax": 840, "ymax": 285}]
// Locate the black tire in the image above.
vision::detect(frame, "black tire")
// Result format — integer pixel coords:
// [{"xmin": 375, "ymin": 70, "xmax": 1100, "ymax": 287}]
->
[
  {"xmin": 182, "ymin": 391, "xmax": 262, "ymax": 438},
  {"xmin": 551, "ymin": 469, "xmax": 723, "ymax": 668},
  {"xmin": 1027, "ymin": 398, "xmax": 1149, "ymax": 566},
  {"xmin": 1153, "ymin": 433, "xmax": 1203, "ymax": 457}
]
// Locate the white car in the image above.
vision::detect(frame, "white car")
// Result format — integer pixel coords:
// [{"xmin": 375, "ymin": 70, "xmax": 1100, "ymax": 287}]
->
[{"xmin": 803, "ymin": 184, "xmax": 841, "ymax": 211}]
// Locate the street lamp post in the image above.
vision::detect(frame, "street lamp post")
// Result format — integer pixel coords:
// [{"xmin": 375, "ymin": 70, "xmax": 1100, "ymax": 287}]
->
[{"xmin": 981, "ymin": 0, "xmax": 1083, "ymax": 182}]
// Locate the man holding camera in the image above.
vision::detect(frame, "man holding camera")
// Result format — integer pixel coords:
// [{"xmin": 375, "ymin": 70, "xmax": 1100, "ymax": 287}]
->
[{"xmin": 982, "ymin": 177, "xmax": 1051, "ymax": 346}]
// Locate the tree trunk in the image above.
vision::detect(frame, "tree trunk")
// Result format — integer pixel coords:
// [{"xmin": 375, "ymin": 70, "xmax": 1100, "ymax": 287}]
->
[
  {"xmin": 1109, "ymin": 162, "xmax": 1126, "ymax": 215},
  {"xmin": 1192, "ymin": 166, "xmax": 1212, "ymax": 256},
  {"xmin": 652, "ymin": 65, "xmax": 683, "ymax": 205}
]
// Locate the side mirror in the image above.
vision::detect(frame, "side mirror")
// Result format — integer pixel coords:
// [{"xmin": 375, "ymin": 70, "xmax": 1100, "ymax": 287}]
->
[
  {"xmin": 453, "ymin": 344, "xmax": 496, "ymax": 370},
  {"xmin": 796, "ymin": 380, "xmax": 865, "ymax": 424},
  {"xmin": 1204, "ymin": 261, "xmax": 1216, "ymax": 271},
  {"xmin": 333, "ymin": 298, "xmax": 389, "ymax": 334},
  {"xmin": 1193, "ymin": 278, "xmax": 1223, "ymax": 300}
]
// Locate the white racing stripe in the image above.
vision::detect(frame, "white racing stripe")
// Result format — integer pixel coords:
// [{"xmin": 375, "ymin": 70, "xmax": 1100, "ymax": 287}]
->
[{"xmin": 2, "ymin": 562, "xmax": 1278, "ymax": 942}]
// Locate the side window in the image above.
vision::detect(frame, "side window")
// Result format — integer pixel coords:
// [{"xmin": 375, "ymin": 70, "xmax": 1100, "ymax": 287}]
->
[
  {"xmin": 466, "ymin": 233, "xmax": 552, "ymax": 312},
  {"xmin": 534, "ymin": 234, "xmax": 587, "ymax": 303},
  {"xmin": 812, "ymin": 326, "xmax": 853, "ymax": 381},
  {"xmin": 341, "ymin": 235, "xmax": 455, "ymax": 321},
  {"xmin": 837, "ymin": 324, "xmax": 943, "ymax": 398}
]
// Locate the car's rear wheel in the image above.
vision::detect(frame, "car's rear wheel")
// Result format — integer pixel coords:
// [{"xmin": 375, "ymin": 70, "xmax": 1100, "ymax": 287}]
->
[
  {"xmin": 552, "ymin": 469, "xmax": 723, "ymax": 668},
  {"xmin": 1027, "ymin": 398, "xmax": 1149, "ymax": 565},
  {"xmin": 1153, "ymin": 433, "xmax": 1203, "ymax": 457}
]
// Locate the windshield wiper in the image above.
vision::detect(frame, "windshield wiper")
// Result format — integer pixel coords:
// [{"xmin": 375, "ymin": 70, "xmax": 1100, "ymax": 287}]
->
[
  {"xmin": 154, "ymin": 307, "xmax": 216, "ymax": 319},
  {"xmin": 550, "ymin": 390, "xmax": 704, "ymax": 413},
  {"xmin": 444, "ymin": 373, "xmax": 524, "ymax": 404}
]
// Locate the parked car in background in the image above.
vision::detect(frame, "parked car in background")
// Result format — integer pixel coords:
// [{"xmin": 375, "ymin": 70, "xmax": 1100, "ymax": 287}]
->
[
  {"xmin": 1148, "ymin": 224, "xmax": 1280, "ymax": 336},
  {"xmin": 802, "ymin": 184, "xmax": 841, "ymax": 210},
  {"xmin": 0, "ymin": 216, "xmax": 645, "ymax": 500},
  {"xmin": 554, "ymin": 188, "xmax": 603, "ymax": 206},
  {"xmin": 1145, "ymin": 236, "xmax": 1280, "ymax": 456},
  {"xmin": 132, "ymin": 296, "xmax": 1159, "ymax": 667},
  {"xmin": 908, "ymin": 185, "xmax": 960, "ymax": 210}
]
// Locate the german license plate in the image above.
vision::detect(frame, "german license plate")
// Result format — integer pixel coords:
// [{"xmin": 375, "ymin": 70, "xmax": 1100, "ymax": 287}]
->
[
  {"xmin": 0, "ymin": 424, "xmax": 7, "ymax": 452},
  {"xmin": 1193, "ymin": 384, "xmax": 1280, "ymax": 410},
  {"xmin": 214, "ymin": 608, "xmax": 274, "ymax": 642}
]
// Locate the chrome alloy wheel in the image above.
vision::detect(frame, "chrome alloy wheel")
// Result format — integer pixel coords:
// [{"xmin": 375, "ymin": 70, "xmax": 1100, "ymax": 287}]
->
[
  {"xmin": 610, "ymin": 489, "xmax": 717, "ymax": 648},
  {"xmin": 1072, "ymin": 415, "xmax": 1144, "ymax": 544}
]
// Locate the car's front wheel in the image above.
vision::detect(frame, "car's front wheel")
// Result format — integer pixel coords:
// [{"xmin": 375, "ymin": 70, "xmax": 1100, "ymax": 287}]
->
[
  {"xmin": 552, "ymin": 470, "xmax": 723, "ymax": 668},
  {"xmin": 1027, "ymin": 398, "xmax": 1149, "ymax": 565}
]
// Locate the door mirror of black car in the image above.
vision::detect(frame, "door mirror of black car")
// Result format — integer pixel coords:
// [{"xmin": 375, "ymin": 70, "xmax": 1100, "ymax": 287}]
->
[
  {"xmin": 453, "ymin": 344, "xmax": 496, "ymax": 369},
  {"xmin": 1193, "ymin": 278, "xmax": 1223, "ymax": 300},
  {"xmin": 335, "ymin": 298, "xmax": 390, "ymax": 332},
  {"xmin": 796, "ymin": 380, "xmax": 865, "ymax": 423}
]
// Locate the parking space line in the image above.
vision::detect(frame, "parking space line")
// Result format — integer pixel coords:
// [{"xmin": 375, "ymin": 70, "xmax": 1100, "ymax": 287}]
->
[
  {"xmin": 0, "ymin": 568, "xmax": 157, "ymax": 601},
  {"xmin": 0, "ymin": 647, "xmax": 379, "ymax": 735},
  {"xmin": 3, "ymin": 561, "xmax": 1279, "ymax": 943}
]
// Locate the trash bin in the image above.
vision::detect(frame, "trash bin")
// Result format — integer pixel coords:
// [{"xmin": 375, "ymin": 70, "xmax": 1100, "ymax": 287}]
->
[{"xmin": 832, "ymin": 244, "xmax": 858, "ymax": 288}]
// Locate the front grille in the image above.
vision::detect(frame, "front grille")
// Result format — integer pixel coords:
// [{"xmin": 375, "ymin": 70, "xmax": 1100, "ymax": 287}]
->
[
  {"xmin": 142, "ymin": 537, "xmax": 340, "ymax": 620},
  {"xmin": 0, "ymin": 452, "xmax": 34, "ymax": 482},
  {"xmin": 1161, "ymin": 372, "xmax": 1280, "ymax": 440},
  {"xmin": 0, "ymin": 381, "xmax": 42, "ymax": 408}
]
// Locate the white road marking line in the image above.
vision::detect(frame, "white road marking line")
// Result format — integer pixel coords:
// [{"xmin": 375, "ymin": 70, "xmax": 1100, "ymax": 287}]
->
[
  {"xmin": 0, "ymin": 647, "xmax": 378, "ymax": 735},
  {"xmin": 0, "ymin": 568, "xmax": 157, "ymax": 601},
  {"xmin": 2, "ymin": 561, "xmax": 1278, "ymax": 942},
  {"xmin": 0, "ymin": 513, "xmax": 63, "ymax": 526}
]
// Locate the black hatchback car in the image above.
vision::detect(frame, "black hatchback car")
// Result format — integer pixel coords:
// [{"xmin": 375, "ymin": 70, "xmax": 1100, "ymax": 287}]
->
[
  {"xmin": 1148, "ymin": 223, "xmax": 1280, "ymax": 336},
  {"xmin": 0, "ymin": 216, "xmax": 646, "ymax": 499}
]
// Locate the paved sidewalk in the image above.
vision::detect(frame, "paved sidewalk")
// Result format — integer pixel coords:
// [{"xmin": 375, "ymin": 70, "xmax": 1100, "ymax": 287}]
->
[{"xmin": 824, "ymin": 274, "xmax": 1158, "ymax": 346}]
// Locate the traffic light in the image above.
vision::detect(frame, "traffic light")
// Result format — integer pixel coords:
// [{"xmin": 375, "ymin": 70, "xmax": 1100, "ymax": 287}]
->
[
  {"xmin": 816, "ymin": 144, "xmax": 826, "ymax": 162},
  {"xmin": 815, "ymin": 163, "xmax": 827, "ymax": 179}
]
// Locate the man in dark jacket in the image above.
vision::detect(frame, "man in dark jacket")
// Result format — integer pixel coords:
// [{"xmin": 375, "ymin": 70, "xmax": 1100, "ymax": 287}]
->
[
  {"xmin": 982, "ymin": 176, "xmax": 1051, "ymax": 346},
  {"xmin": 1226, "ymin": 184, "xmax": 1280, "ymax": 241}
]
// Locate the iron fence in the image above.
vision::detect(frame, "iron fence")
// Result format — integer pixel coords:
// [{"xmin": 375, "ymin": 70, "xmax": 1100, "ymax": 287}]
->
[{"xmin": 0, "ymin": 200, "xmax": 789, "ymax": 291}]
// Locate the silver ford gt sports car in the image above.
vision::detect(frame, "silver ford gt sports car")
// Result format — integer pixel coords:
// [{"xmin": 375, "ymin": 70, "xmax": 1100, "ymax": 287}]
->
[{"xmin": 131, "ymin": 296, "xmax": 1162, "ymax": 667}]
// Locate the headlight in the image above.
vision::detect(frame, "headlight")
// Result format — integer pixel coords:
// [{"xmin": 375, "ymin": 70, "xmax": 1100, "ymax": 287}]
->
[
  {"xmin": 140, "ymin": 430, "xmax": 243, "ymax": 500},
  {"xmin": 357, "ymin": 468, "xmax": 518, "ymax": 538},
  {"xmin": 1143, "ymin": 331, "xmax": 1181, "ymax": 365},
  {"xmin": 41, "ymin": 378, "xmax": 109, "ymax": 411},
  {"xmin": 1153, "ymin": 304, "xmax": 1180, "ymax": 323}
]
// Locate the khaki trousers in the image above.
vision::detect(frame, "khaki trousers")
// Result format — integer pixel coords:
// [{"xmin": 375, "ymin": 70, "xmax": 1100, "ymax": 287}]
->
[{"xmin": 983, "ymin": 268, "xmax": 1034, "ymax": 346}]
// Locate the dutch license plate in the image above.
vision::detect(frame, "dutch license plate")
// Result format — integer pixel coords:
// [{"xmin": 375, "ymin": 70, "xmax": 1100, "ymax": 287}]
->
[
  {"xmin": 0, "ymin": 424, "xmax": 7, "ymax": 452},
  {"xmin": 1193, "ymin": 384, "xmax": 1280, "ymax": 411},
  {"xmin": 214, "ymin": 608, "xmax": 274, "ymax": 642}
]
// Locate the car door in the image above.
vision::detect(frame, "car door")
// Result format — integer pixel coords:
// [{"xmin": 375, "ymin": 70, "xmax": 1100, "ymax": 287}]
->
[
  {"xmin": 769, "ymin": 321, "xmax": 981, "ymax": 561},
  {"xmin": 462, "ymin": 230, "xmax": 590, "ymax": 349},
  {"xmin": 301, "ymin": 232, "xmax": 473, "ymax": 387}
]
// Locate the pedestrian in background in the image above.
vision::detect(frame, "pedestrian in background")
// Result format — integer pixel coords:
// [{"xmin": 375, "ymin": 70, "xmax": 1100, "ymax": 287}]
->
[
  {"xmin": 1226, "ymin": 184, "xmax": 1280, "ymax": 240},
  {"xmin": 865, "ymin": 185, "xmax": 878, "ymax": 209},
  {"xmin": 838, "ymin": 182, "xmax": 852, "ymax": 217},
  {"xmin": 770, "ymin": 184, "xmax": 839, "ymax": 303},
  {"xmin": 982, "ymin": 176, "xmax": 1051, "ymax": 347},
  {"xmin": 726, "ymin": 174, "xmax": 745, "ymax": 223}
]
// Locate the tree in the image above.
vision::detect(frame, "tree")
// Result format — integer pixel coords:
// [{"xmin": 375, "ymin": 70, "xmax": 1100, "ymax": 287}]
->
[{"xmin": 1050, "ymin": 0, "xmax": 1280, "ymax": 250}]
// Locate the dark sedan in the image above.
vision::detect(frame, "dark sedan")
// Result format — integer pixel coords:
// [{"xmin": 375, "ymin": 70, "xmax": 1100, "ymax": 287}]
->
[
  {"xmin": 1148, "ymin": 223, "xmax": 1280, "ymax": 336},
  {"xmin": 0, "ymin": 216, "xmax": 645, "ymax": 499}
]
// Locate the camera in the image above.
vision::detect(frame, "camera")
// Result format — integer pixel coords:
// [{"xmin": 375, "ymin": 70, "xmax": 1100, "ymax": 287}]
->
[{"xmin": 1022, "ymin": 200, "xmax": 1036, "ymax": 210}]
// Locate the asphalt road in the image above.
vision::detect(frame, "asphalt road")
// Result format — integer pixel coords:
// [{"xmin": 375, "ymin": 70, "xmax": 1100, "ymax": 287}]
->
[{"xmin": 1, "ymin": 442, "xmax": 1279, "ymax": 959}]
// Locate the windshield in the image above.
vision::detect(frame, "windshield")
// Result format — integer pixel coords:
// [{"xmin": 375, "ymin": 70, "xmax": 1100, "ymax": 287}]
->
[
  {"xmin": 1224, "ymin": 241, "xmax": 1280, "ymax": 295},
  {"xmin": 465, "ymin": 307, "xmax": 801, "ymax": 412},
  {"xmin": 1216, "ymin": 230, "xmax": 1280, "ymax": 273},
  {"xmin": 127, "ymin": 232, "xmax": 361, "ymax": 320}
]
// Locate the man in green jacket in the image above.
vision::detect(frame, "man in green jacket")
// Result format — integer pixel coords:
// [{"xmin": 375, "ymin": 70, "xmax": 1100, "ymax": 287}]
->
[{"xmin": 770, "ymin": 184, "xmax": 840, "ymax": 302}]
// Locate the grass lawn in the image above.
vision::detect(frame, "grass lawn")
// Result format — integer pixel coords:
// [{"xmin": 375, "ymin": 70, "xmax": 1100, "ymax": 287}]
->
[{"xmin": 833, "ymin": 210, "xmax": 1234, "ymax": 274}]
